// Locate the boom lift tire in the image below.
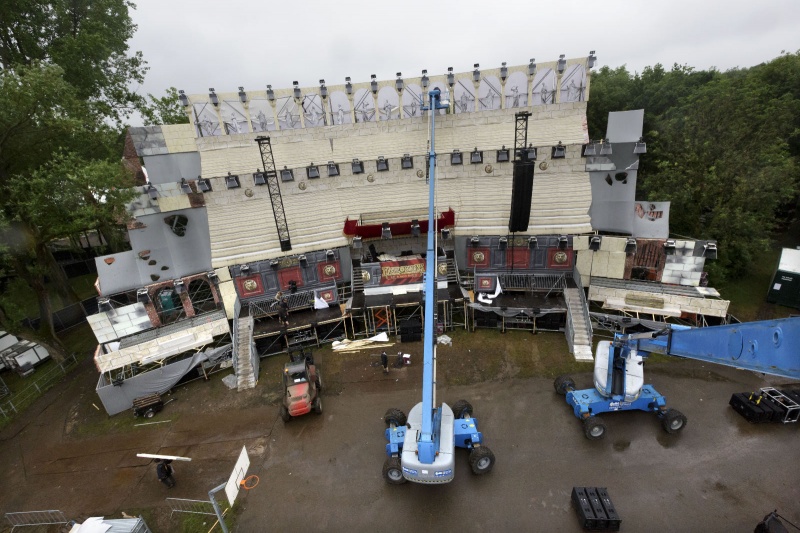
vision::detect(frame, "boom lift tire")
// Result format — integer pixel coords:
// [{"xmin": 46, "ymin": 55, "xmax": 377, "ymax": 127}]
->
[
  {"xmin": 384, "ymin": 408, "xmax": 407, "ymax": 427},
  {"xmin": 583, "ymin": 416, "xmax": 606, "ymax": 440},
  {"xmin": 554, "ymin": 375, "xmax": 575, "ymax": 395},
  {"xmin": 312, "ymin": 397, "xmax": 323, "ymax": 415},
  {"xmin": 451, "ymin": 400, "xmax": 474, "ymax": 419},
  {"xmin": 383, "ymin": 456, "xmax": 406, "ymax": 484},
  {"xmin": 280, "ymin": 404, "xmax": 291, "ymax": 423},
  {"xmin": 469, "ymin": 446, "xmax": 496, "ymax": 475},
  {"xmin": 661, "ymin": 408, "xmax": 687, "ymax": 434}
]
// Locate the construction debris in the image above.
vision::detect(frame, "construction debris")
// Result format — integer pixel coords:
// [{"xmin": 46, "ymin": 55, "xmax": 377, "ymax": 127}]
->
[{"xmin": 332, "ymin": 332, "xmax": 393, "ymax": 353}]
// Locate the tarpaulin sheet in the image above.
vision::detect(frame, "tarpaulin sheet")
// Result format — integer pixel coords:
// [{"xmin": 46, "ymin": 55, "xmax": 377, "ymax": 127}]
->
[{"xmin": 96, "ymin": 345, "xmax": 230, "ymax": 416}]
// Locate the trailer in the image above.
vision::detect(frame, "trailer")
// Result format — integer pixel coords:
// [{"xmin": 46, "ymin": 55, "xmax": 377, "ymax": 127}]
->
[{"xmin": 0, "ymin": 338, "xmax": 50, "ymax": 376}]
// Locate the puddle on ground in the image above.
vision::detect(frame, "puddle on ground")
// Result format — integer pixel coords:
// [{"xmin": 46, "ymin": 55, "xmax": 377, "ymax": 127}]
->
[
  {"xmin": 612, "ymin": 440, "xmax": 630, "ymax": 452},
  {"xmin": 656, "ymin": 433, "xmax": 678, "ymax": 448}
]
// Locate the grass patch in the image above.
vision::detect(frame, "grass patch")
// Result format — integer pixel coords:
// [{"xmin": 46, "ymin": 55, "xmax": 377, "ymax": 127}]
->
[
  {"xmin": 174, "ymin": 499, "xmax": 241, "ymax": 533},
  {"xmin": 438, "ymin": 328, "xmax": 593, "ymax": 386},
  {"xmin": 716, "ymin": 246, "xmax": 797, "ymax": 321}
]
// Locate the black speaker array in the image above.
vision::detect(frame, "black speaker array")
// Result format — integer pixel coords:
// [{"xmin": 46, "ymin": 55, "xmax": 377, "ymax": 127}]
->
[
  {"xmin": 508, "ymin": 162, "xmax": 535, "ymax": 232},
  {"xmin": 400, "ymin": 332, "xmax": 421, "ymax": 343}
]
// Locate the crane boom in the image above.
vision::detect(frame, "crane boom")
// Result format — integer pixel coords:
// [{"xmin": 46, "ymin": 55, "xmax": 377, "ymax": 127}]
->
[
  {"xmin": 417, "ymin": 88, "xmax": 444, "ymax": 464},
  {"xmin": 382, "ymin": 88, "xmax": 495, "ymax": 484},
  {"xmin": 629, "ymin": 318, "xmax": 800, "ymax": 380}
]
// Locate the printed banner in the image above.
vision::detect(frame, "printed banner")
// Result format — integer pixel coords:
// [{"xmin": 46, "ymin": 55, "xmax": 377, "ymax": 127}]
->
[{"xmin": 380, "ymin": 258, "xmax": 425, "ymax": 285}]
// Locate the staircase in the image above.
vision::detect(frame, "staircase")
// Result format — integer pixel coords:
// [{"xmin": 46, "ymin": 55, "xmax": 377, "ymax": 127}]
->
[
  {"xmin": 445, "ymin": 250, "xmax": 460, "ymax": 285},
  {"xmin": 351, "ymin": 258, "xmax": 365, "ymax": 293},
  {"xmin": 564, "ymin": 288, "xmax": 593, "ymax": 361},
  {"xmin": 235, "ymin": 315, "xmax": 257, "ymax": 391}
]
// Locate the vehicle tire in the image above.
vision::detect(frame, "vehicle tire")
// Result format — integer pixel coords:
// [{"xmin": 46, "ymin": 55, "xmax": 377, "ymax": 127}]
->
[
  {"xmin": 383, "ymin": 456, "xmax": 406, "ymax": 484},
  {"xmin": 583, "ymin": 416, "xmax": 606, "ymax": 440},
  {"xmin": 451, "ymin": 400, "xmax": 473, "ymax": 419},
  {"xmin": 312, "ymin": 396, "xmax": 323, "ymax": 415},
  {"xmin": 144, "ymin": 409, "xmax": 155, "ymax": 419},
  {"xmin": 662, "ymin": 408, "xmax": 687, "ymax": 434},
  {"xmin": 554, "ymin": 375, "xmax": 575, "ymax": 395},
  {"xmin": 384, "ymin": 408, "xmax": 407, "ymax": 427},
  {"xmin": 315, "ymin": 374, "xmax": 323, "ymax": 392},
  {"xmin": 469, "ymin": 446, "xmax": 495, "ymax": 475},
  {"xmin": 280, "ymin": 404, "xmax": 291, "ymax": 423}
]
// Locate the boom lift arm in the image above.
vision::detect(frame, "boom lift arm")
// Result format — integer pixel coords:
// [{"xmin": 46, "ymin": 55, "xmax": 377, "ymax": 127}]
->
[
  {"xmin": 555, "ymin": 317, "xmax": 800, "ymax": 439},
  {"xmin": 382, "ymin": 88, "xmax": 495, "ymax": 484}
]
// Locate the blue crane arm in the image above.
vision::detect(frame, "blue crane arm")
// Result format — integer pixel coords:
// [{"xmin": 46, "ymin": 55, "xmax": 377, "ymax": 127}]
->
[
  {"xmin": 630, "ymin": 317, "xmax": 800, "ymax": 380},
  {"xmin": 417, "ymin": 89, "xmax": 447, "ymax": 465}
]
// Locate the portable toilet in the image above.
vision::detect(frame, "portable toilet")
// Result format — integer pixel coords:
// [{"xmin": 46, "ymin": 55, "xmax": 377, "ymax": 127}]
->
[{"xmin": 766, "ymin": 248, "xmax": 800, "ymax": 310}]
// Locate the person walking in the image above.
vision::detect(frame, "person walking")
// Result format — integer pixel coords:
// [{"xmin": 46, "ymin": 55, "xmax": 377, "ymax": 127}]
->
[
  {"xmin": 156, "ymin": 459, "xmax": 175, "ymax": 488},
  {"xmin": 381, "ymin": 351, "xmax": 389, "ymax": 374}
]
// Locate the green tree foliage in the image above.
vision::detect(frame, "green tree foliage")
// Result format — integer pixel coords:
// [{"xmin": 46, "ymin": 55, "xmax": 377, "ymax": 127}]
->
[
  {"xmin": 141, "ymin": 87, "xmax": 190, "ymax": 126},
  {"xmin": 0, "ymin": 0, "xmax": 146, "ymax": 353},
  {"xmin": 588, "ymin": 53, "xmax": 800, "ymax": 284},
  {"xmin": 0, "ymin": 0, "xmax": 148, "ymax": 124}
]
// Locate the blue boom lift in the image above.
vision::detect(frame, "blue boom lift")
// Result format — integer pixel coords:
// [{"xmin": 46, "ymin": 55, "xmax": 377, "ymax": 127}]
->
[
  {"xmin": 555, "ymin": 318, "xmax": 800, "ymax": 439},
  {"xmin": 382, "ymin": 87, "xmax": 495, "ymax": 484}
]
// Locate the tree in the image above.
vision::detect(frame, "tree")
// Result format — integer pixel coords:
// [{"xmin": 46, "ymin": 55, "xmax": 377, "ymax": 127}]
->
[
  {"xmin": 0, "ymin": 0, "xmax": 146, "ymax": 357},
  {"xmin": 141, "ymin": 87, "xmax": 190, "ymax": 126},
  {"xmin": 643, "ymin": 74, "xmax": 798, "ymax": 282},
  {"xmin": 0, "ymin": 0, "xmax": 148, "ymax": 124}
]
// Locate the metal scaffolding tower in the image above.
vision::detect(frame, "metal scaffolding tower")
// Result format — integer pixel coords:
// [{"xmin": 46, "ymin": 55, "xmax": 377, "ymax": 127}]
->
[{"xmin": 255, "ymin": 136, "xmax": 292, "ymax": 251}]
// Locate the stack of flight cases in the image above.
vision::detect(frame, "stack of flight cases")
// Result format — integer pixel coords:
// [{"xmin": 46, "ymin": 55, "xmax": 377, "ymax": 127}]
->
[
  {"xmin": 572, "ymin": 487, "xmax": 621, "ymax": 531},
  {"xmin": 729, "ymin": 387, "xmax": 800, "ymax": 424},
  {"xmin": 398, "ymin": 320, "xmax": 422, "ymax": 343}
]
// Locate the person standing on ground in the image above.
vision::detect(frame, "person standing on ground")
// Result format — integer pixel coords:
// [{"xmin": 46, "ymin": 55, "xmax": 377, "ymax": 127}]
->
[
  {"xmin": 156, "ymin": 459, "xmax": 176, "ymax": 488},
  {"xmin": 278, "ymin": 296, "xmax": 290, "ymax": 328},
  {"xmin": 381, "ymin": 351, "xmax": 389, "ymax": 373}
]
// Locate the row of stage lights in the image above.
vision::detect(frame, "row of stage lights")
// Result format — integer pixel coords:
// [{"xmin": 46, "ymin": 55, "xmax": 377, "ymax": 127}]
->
[{"xmin": 178, "ymin": 52, "xmax": 598, "ymax": 107}]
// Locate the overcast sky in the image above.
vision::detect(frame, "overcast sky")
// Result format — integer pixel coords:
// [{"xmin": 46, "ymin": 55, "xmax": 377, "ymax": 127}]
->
[{"xmin": 128, "ymin": 0, "xmax": 800, "ymax": 105}]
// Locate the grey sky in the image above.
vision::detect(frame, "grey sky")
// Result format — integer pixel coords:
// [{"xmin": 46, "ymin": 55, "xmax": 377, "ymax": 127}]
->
[{"xmin": 128, "ymin": 0, "xmax": 800, "ymax": 101}]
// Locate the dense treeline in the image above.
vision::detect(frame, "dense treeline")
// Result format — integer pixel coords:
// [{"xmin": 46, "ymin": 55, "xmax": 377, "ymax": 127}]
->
[{"xmin": 587, "ymin": 53, "xmax": 800, "ymax": 283}]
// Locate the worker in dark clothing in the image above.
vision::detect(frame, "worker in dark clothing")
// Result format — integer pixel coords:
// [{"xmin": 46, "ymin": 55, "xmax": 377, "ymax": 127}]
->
[
  {"xmin": 381, "ymin": 351, "xmax": 389, "ymax": 373},
  {"xmin": 156, "ymin": 459, "xmax": 175, "ymax": 488},
  {"xmin": 278, "ymin": 297, "xmax": 290, "ymax": 328}
]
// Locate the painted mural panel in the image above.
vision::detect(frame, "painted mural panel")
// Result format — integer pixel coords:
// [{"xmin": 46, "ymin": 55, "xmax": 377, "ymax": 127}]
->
[
  {"xmin": 328, "ymin": 91, "xmax": 351, "ymax": 125},
  {"xmin": 454, "ymin": 78, "xmax": 476, "ymax": 114},
  {"xmin": 248, "ymin": 98, "xmax": 276, "ymax": 132},
  {"xmin": 276, "ymin": 96, "xmax": 302, "ymax": 130},
  {"xmin": 302, "ymin": 94, "xmax": 327, "ymax": 127},
  {"xmin": 377, "ymin": 87, "xmax": 400, "ymax": 121},
  {"xmin": 220, "ymin": 100, "xmax": 249, "ymax": 135},
  {"xmin": 478, "ymin": 75, "xmax": 501, "ymax": 111},
  {"xmin": 532, "ymin": 68, "xmax": 556, "ymax": 106},
  {"xmin": 560, "ymin": 64, "xmax": 586, "ymax": 103},
  {"xmin": 402, "ymin": 84, "xmax": 423, "ymax": 118},
  {"xmin": 192, "ymin": 103, "xmax": 221, "ymax": 137},
  {"xmin": 353, "ymin": 89, "xmax": 376, "ymax": 123},
  {"xmin": 632, "ymin": 201, "xmax": 670, "ymax": 238},
  {"xmin": 504, "ymin": 72, "xmax": 528, "ymax": 108}
]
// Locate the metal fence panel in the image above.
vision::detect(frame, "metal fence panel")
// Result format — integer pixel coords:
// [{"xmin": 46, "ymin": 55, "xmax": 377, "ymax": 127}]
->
[
  {"xmin": 166, "ymin": 498, "xmax": 218, "ymax": 517},
  {"xmin": 5, "ymin": 509, "xmax": 68, "ymax": 527},
  {"xmin": 0, "ymin": 354, "xmax": 78, "ymax": 420}
]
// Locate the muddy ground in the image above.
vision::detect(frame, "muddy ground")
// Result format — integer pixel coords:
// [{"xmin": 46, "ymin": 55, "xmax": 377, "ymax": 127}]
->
[{"xmin": 1, "ymin": 327, "xmax": 798, "ymax": 532}]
